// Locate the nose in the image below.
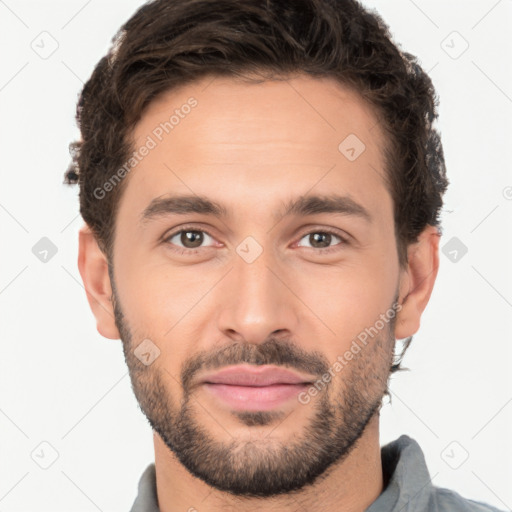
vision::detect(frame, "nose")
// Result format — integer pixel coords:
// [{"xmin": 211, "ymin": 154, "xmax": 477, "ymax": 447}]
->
[{"xmin": 215, "ymin": 243, "xmax": 300, "ymax": 344}]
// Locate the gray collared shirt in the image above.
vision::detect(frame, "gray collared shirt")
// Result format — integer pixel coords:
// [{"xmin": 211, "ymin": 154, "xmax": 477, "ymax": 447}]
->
[{"xmin": 129, "ymin": 435, "xmax": 504, "ymax": 511}]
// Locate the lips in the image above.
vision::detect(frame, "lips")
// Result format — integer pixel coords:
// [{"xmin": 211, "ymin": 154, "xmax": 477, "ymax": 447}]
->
[
  {"xmin": 200, "ymin": 364, "xmax": 314, "ymax": 386},
  {"xmin": 199, "ymin": 364, "xmax": 315, "ymax": 411}
]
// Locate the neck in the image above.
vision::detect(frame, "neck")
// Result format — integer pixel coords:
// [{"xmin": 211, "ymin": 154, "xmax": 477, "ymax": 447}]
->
[{"xmin": 154, "ymin": 412, "xmax": 384, "ymax": 512}]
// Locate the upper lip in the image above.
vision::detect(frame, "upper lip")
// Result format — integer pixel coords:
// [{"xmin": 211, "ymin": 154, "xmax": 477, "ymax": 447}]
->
[{"xmin": 200, "ymin": 364, "xmax": 315, "ymax": 386}]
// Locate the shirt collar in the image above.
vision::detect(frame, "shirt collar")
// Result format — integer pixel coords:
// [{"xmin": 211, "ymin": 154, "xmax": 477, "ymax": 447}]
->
[
  {"xmin": 367, "ymin": 435, "xmax": 434, "ymax": 512},
  {"xmin": 130, "ymin": 463, "xmax": 159, "ymax": 512},
  {"xmin": 130, "ymin": 435, "xmax": 434, "ymax": 512}
]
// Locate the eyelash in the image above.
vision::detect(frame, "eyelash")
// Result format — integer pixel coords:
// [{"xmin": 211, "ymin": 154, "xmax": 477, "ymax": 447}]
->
[{"xmin": 162, "ymin": 225, "xmax": 350, "ymax": 256}]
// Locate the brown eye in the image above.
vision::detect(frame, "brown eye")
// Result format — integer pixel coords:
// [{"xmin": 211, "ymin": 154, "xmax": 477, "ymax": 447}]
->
[
  {"xmin": 164, "ymin": 229, "xmax": 216, "ymax": 251},
  {"xmin": 180, "ymin": 230, "xmax": 204, "ymax": 248},
  {"xmin": 296, "ymin": 230, "xmax": 347, "ymax": 252},
  {"xmin": 308, "ymin": 232, "xmax": 333, "ymax": 248}
]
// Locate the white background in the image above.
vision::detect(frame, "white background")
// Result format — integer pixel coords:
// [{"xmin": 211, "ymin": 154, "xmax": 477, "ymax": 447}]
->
[{"xmin": 0, "ymin": 0, "xmax": 511, "ymax": 510}]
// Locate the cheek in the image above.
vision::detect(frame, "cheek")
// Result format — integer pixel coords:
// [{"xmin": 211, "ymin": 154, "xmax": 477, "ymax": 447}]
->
[
  {"xmin": 115, "ymin": 254, "xmax": 218, "ymax": 343},
  {"xmin": 115, "ymin": 265, "xmax": 199, "ymax": 383},
  {"xmin": 293, "ymin": 250, "xmax": 399, "ymax": 353}
]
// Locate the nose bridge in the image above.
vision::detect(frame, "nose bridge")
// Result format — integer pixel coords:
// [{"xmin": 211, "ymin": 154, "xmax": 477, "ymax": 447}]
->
[{"xmin": 216, "ymin": 239, "xmax": 298, "ymax": 343}]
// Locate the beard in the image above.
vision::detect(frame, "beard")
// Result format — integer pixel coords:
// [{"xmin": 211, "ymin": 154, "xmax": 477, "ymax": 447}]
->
[{"xmin": 112, "ymin": 280, "xmax": 397, "ymax": 498}]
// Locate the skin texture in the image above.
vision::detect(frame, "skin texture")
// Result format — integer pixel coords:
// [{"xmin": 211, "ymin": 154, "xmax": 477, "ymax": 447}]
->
[{"xmin": 78, "ymin": 74, "xmax": 440, "ymax": 512}]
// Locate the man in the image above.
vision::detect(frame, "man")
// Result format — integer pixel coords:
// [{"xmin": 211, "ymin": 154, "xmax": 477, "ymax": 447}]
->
[{"xmin": 64, "ymin": 0, "xmax": 503, "ymax": 510}]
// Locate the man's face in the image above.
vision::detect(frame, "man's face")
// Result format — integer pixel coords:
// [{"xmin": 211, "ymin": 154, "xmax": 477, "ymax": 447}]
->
[{"xmin": 110, "ymin": 75, "xmax": 404, "ymax": 496}]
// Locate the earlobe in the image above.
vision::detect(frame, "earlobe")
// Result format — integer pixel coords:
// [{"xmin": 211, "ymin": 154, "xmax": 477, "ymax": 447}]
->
[
  {"xmin": 394, "ymin": 225, "xmax": 440, "ymax": 340},
  {"xmin": 77, "ymin": 225, "xmax": 120, "ymax": 340}
]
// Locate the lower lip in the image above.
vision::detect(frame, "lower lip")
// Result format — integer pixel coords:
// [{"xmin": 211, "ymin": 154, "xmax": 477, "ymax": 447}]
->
[{"xmin": 202, "ymin": 383, "xmax": 309, "ymax": 411}]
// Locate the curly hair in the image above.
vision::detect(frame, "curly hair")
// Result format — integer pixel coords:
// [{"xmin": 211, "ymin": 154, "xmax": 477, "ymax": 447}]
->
[{"xmin": 64, "ymin": 0, "xmax": 448, "ymax": 374}]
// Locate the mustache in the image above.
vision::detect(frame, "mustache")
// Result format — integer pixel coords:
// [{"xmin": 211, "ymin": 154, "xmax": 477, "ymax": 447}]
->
[{"xmin": 181, "ymin": 338, "xmax": 330, "ymax": 392}]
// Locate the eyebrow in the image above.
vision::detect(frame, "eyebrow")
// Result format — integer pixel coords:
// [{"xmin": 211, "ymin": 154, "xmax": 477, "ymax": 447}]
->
[{"xmin": 140, "ymin": 193, "xmax": 372, "ymax": 225}]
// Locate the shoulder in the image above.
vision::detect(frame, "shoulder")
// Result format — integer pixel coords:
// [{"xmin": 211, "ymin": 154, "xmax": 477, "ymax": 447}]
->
[{"xmin": 433, "ymin": 486, "xmax": 506, "ymax": 512}]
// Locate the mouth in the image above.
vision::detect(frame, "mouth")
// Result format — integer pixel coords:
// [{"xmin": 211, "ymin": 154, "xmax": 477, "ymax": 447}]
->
[{"xmin": 199, "ymin": 364, "xmax": 314, "ymax": 411}]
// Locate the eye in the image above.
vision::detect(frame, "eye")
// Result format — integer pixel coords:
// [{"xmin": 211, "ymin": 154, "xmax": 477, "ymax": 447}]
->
[
  {"xmin": 163, "ymin": 228, "xmax": 217, "ymax": 253},
  {"xmin": 296, "ymin": 229, "xmax": 348, "ymax": 252},
  {"xmin": 162, "ymin": 226, "xmax": 349, "ymax": 256}
]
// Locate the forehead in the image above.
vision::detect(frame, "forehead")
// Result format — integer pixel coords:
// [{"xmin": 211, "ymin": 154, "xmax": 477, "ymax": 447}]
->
[
  {"xmin": 133, "ymin": 73, "xmax": 385, "ymax": 155},
  {"xmin": 120, "ymin": 74, "xmax": 391, "ymax": 224}
]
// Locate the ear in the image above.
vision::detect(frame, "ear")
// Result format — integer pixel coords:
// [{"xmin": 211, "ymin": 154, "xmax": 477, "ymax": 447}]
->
[
  {"xmin": 77, "ymin": 224, "xmax": 120, "ymax": 340},
  {"xmin": 395, "ymin": 225, "xmax": 440, "ymax": 340}
]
